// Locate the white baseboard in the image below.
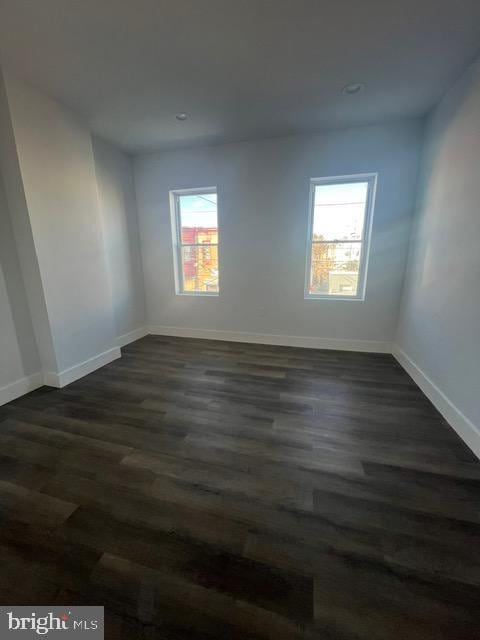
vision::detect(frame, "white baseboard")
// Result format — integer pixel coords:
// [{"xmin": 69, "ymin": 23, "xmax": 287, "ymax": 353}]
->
[
  {"xmin": 393, "ymin": 345, "xmax": 480, "ymax": 459},
  {"xmin": 117, "ymin": 326, "xmax": 148, "ymax": 348},
  {"xmin": 43, "ymin": 346, "xmax": 121, "ymax": 388},
  {"xmin": 0, "ymin": 372, "xmax": 44, "ymax": 406},
  {"xmin": 148, "ymin": 325, "xmax": 392, "ymax": 353}
]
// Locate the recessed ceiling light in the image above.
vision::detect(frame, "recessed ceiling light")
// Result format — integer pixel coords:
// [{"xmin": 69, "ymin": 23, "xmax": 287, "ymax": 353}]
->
[
  {"xmin": 175, "ymin": 113, "xmax": 188, "ymax": 121},
  {"xmin": 342, "ymin": 83, "xmax": 365, "ymax": 96}
]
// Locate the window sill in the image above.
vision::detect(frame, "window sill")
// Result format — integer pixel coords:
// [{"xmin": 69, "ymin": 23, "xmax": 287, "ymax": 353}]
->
[
  {"xmin": 175, "ymin": 292, "xmax": 219, "ymax": 297},
  {"xmin": 305, "ymin": 294, "xmax": 365, "ymax": 302}
]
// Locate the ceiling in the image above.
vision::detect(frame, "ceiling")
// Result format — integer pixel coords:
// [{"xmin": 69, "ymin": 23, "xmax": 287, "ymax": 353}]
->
[{"xmin": 0, "ymin": 0, "xmax": 479, "ymax": 153}]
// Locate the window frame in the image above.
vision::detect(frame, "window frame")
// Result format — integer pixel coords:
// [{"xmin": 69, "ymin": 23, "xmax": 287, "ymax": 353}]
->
[
  {"xmin": 169, "ymin": 186, "xmax": 220, "ymax": 296},
  {"xmin": 304, "ymin": 173, "xmax": 377, "ymax": 302}
]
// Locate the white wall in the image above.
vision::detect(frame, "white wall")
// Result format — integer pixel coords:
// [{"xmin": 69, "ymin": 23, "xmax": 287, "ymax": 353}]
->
[
  {"xmin": 134, "ymin": 121, "xmax": 422, "ymax": 349},
  {"xmin": 0, "ymin": 70, "xmax": 58, "ymax": 374},
  {"xmin": 2, "ymin": 71, "xmax": 117, "ymax": 377},
  {"xmin": 92, "ymin": 136, "xmax": 146, "ymax": 342},
  {"xmin": 396, "ymin": 60, "xmax": 480, "ymax": 448},
  {"xmin": 0, "ymin": 173, "xmax": 41, "ymax": 401}
]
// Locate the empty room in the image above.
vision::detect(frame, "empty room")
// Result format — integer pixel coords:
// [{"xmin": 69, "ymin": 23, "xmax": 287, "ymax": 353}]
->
[{"xmin": 0, "ymin": 1, "xmax": 479, "ymax": 638}]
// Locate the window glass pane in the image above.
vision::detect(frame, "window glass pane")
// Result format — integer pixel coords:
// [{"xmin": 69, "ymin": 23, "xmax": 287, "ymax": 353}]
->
[
  {"xmin": 181, "ymin": 245, "xmax": 219, "ymax": 293},
  {"xmin": 179, "ymin": 193, "xmax": 218, "ymax": 244},
  {"xmin": 313, "ymin": 182, "xmax": 368, "ymax": 241},
  {"xmin": 309, "ymin": 242, "xmax": 361, "ymax": 296}
]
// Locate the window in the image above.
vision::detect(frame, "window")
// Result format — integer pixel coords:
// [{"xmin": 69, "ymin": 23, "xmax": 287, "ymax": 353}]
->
[
  {"xmin": 305, "ymin": 174, "xmax": 376, "ymax": 300},
  {"xmin": 170, "ymin": 187, "xmax": 219, "ymax": 295}
]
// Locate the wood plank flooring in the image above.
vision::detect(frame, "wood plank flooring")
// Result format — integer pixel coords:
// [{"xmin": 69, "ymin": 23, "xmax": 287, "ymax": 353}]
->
[{"xmin": 0, "ymin": 335, "xmax": 479, "ymax": 639}]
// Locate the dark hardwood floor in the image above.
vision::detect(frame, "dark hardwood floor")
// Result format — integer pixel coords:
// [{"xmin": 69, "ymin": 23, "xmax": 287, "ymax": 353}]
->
[{"xmin": 0, "ymin": 335, "xmax": 479, "ymax": 639}]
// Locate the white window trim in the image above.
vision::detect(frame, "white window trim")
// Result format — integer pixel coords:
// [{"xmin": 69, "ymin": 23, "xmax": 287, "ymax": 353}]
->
[
  {"xmin": 304, "ymin": 173, "xmax": 377, "ymax": 302},
  {"xmin": 169, "ymin": 186, "xmax": 220, "ymax": 296}
]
